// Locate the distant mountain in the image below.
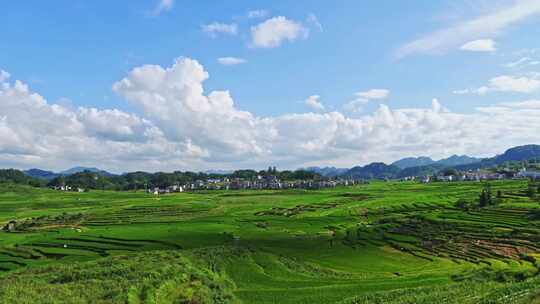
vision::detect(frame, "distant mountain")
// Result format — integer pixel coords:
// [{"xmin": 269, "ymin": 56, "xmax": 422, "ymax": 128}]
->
[
  {"xmin": 23, "ymin": 169, "xmax": 59, "ymax": 180},
  {"xmin": 343, "ymin": 145, "xmax": 539, "ymax": 180},
  {"xmin": 392, "ymin": 157, "xmax": 435, "ymax": 169},
  {"xmin": 391, "ymin": 155, "xmax": 480, "ymax": 169},
  {"xmin": 16, "ymin": 144, "xmax": 540, "ymax": 183},
  {"xmin": 204, "ymin": 169, "xmax": 234, "ymax": 175},
  {"xmin": 492, "ymin": 145, "xmax": 540, "ymax": 164},
  {"xmin": 436, "ymin": 155, "xmax": 480, "ymax": 167},
  {"xmin": 344, "ymin": 163, "xmax": 401, "ymax": 180},
  {"xmin": 304, "ymin": 167, "xmax": 348, "ymax": 177},
  {"xmin": 396, "ymin": 164, "xmax": 446, "ymax": 178},
  {"xmin": 23, "ymin": 167, "xmax": 114, "ymax": 180},
  {"xmin": 60, "ymin": 167, "xmax": 115, "ymax": 176},
  {"xmin": 456, "ymin": 144, "xmax": 540, "ymax": 171}
]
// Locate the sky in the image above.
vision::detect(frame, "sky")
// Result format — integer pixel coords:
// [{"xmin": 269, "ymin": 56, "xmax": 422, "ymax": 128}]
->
[{"xmin": 1, "ymin": 0, "xmax": 540, "ymax": 173}]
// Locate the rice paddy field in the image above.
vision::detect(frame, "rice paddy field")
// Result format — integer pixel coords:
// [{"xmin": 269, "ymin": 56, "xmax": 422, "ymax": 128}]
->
[{"xmin": 1, "ymin": 180, "xmax": 540, "ymax": 303}]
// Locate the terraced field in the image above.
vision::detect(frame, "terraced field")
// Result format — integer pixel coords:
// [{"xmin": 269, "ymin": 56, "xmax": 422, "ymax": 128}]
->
[{"xmin": 1, "ymin": 180, "xmax": 540, "ymax": 303}]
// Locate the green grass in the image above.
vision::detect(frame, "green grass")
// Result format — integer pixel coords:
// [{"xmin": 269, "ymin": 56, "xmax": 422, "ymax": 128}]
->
[{"xmin": 1, "ymin": 180, "xmax": 539, "ymax": 303}]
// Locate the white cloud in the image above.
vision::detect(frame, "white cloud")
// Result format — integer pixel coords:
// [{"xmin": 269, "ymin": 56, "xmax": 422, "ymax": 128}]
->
[
  {"xmin": 250, "ymin": 16, "xmax": 308, "ymax": 48},
  {"xmin": 500, "ymin": 99, "xmax": 540, "ymax": 108},
  {"xmin": 0, "ymin": 70, "xmax": 10, "ymax": 83},
  {"xmin": 356, "ymin": 89, "xmax": 390, "ymax": 100},
  {"xmin": 343, "ymin": 99, "xmax": 368, "ymax": 113},
  {"xmin": 307, "ymin": 13, "xmax": 323, "ymax": 32},
  {"xmin": 396, "ymin": 0, "xmax": 540, "ymax": 58},
  {"xmin": 460, "ymin": 39, "xmax": 496, "ymax": 52},
  {"xmin": 2, "ymin": 59, "xmax": 540, "ymax": 171},
  {"xmin": 248, "ymin": 10, "xmax": 269, "ymax": 19},
  {"xmin": 453, "ymin": 89, "xmax": 471, "ymax": 95},
  {"xmin": 0, "ymin": 76, "xmax": 191, "ymax": 172},
  {"xmin": 454, "ymin": 86, "xmax": 490, "ymax": 95},
  {"xmin": 344, "ymin": 89, "xmax": 390, "ymax": 113},
  {"xmin": 151, "ymin": 0, "xmax": 174, "ymax": 16},
  {"xmin": 304, "ymin": 95, "xmax": 325, "ymax": 111},
  {"xmin": 202, "ymin": 22, "xmax": 238, "ymax": 37},
  {"xmin": 505, "ymin": 57, "xmax": 532, "ymax": 68},
  {"xmin": 504, "ymin": 57, "xmax": 540, "ymax": 68},
  {"xmin": 217, "ymin": 57, "xmax": 247, "ymax": 66},
  {"xmin": 489, "ymin": 75, "xmax": 540, "ymax": 93},
  {"xmin": 455, "ymin": 75, "xmax": 540, "ymax": 95},
  {"xmin": 112, "ymin": 58, "xmax": 267, "ymax": 163}
]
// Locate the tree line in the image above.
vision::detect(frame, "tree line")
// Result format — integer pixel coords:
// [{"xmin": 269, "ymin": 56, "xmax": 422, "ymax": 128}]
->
[{"xmin": 0, "ymin": 168, "xmax": 321, "ymax": 191}]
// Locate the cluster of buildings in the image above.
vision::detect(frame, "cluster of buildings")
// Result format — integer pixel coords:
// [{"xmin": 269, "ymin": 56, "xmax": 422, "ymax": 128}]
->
[
  {"xmin": 413, "ymin": 168, "xmax": 540, "ymax": 184},
  {"xmin": 147, "ymin": 175, "xmax": 360, "ymax": 194},
  {"xmin": 516, "ymin": 169, "xmax": 540, "ymax": 179},
  {"xmin": 226, "ymin": 177, "xmax": 357, "ymax": 190},
  {"xmin": 50, "ymin": 185, "xmax": 85, "ymax": 192}
]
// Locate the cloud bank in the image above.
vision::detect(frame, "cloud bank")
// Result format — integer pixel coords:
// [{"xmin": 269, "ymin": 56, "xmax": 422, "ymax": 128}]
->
[{"xmin": 1, "ymin": 58, "xmax": 540, "ymax": 172}]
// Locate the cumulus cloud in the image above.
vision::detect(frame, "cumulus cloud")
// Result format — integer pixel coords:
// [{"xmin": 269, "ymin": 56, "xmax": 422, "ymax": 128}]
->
[
  {"xmin": 2, "ymin": 58, "xmax": 540, "ymax": 171},
  {"xmin": 304, "ymin": 95, "xmax": 325, "ymax": 111},
  {"xmin": 202, "ymin": 22, "xmax": 238, "ymax": 37},
  {"xmin": 460, "ymin": 39, "xmax": 496, "ymax": 52},
  {"xmin": 0, "ymin": 74, "xmax": 203, "ymax": 172},
  {"xmin": 112, "ymin": 58, "xmax": 269, "ymax": 162},
  {"xmin": 250, "ymin": 16, "xmax": 308, "ymax": 48},
  {"xmin": 217, "ymin": 57, "xmax": 247, "ymax": 66},
  {"xmin": 454, "ymin": 75, "xmax": 540, "ymax": 95},
  {"xmin": 396, "ymin": 0, "xmax": 540, "ymax": 58}
]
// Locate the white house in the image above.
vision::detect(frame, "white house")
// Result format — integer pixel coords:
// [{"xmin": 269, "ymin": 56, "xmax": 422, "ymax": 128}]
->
[{"xmin": 517, "ymin": 169, "xmax": 540, "ymax": 179}]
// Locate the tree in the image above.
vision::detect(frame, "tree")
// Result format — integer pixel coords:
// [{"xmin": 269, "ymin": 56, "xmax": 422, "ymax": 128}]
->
[
  {"xmin": 0, "ymin": 169, "xmax": 44, "ymax": 186},
  {"xmin": 442, "ymin": 168, "xmax": 458, "ymax": 177},
  {"xmin": 495, "ymin": 190, "xmax": 504, "ymax": 205},
  {"xmin": 455, "ymin": 199, "xmax": 473, "ymax": 210},
  {"xmin": 479, "ymin": 184, "xmax": 493, "ymax": 207},
  {"xmin": 527, "ymin": 181, "xmax": 537, "ymax": 199},
  {"xmin": 231, "ymin": 170, "xmax": 257, "ymax": 179},
  {"xmin": 48, "ymin": 175, "xmax": 66, "ymax": 187}
]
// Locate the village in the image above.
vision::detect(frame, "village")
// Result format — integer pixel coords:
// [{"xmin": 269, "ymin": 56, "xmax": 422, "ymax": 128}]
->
[
  {"xmin": 145, "ymin": 168, "xmax": 540, "ymax": 194},
  {"xmin": 411, "ymin": 167, "xmax": 540, "ymax": 184},
  {"xmin": 44, "ymin": 165, "xmax": 540, "ymax": 194},
  {"xmin": 146, "ymin": 175, "xmax": 361, "ymax": 195},
  {"xmin": 411, "ymin": 172, "xmax": 507, "ymax": 183}
]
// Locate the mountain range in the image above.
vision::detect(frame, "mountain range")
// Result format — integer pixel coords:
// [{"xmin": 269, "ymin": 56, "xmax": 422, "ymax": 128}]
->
[
  {"xmin": 391, "ymin": 155, "xmax": 480, "ymax": 169},
  {"xmin": 24, "ymin": 167, "xmax": 115, "ymax": 180},
  {"xmin": 309, "ymin": 144, "xmax": 540, "ymax": 179},
  {"xmin": 21, "ymin": 144, "xmax": 540, "ymax": 181},
  {"xmin": 303, "ymin": 167, "xmax": 349, "ymax": 177}
]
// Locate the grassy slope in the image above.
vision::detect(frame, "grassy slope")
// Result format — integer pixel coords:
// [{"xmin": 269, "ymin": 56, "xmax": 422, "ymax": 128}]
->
[
  {"xmin": 0, "ymin": 180, "xmax": 539, "ymax": 303},
  {"xmin": 0, "ymin": 250, "xmax": 235, "ymax": 304}
]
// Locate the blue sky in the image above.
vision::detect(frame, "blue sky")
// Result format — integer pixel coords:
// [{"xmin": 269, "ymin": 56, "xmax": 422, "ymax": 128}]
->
[{"xmin": 1, "ymin": 0, "xmax": 540, "ymax": 172}]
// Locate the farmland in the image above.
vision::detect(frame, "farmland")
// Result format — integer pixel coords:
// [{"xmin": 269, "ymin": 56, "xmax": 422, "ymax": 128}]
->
[{"xmin": 1, "ymin": 180, "xmax": 540, "ymax": 303}]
